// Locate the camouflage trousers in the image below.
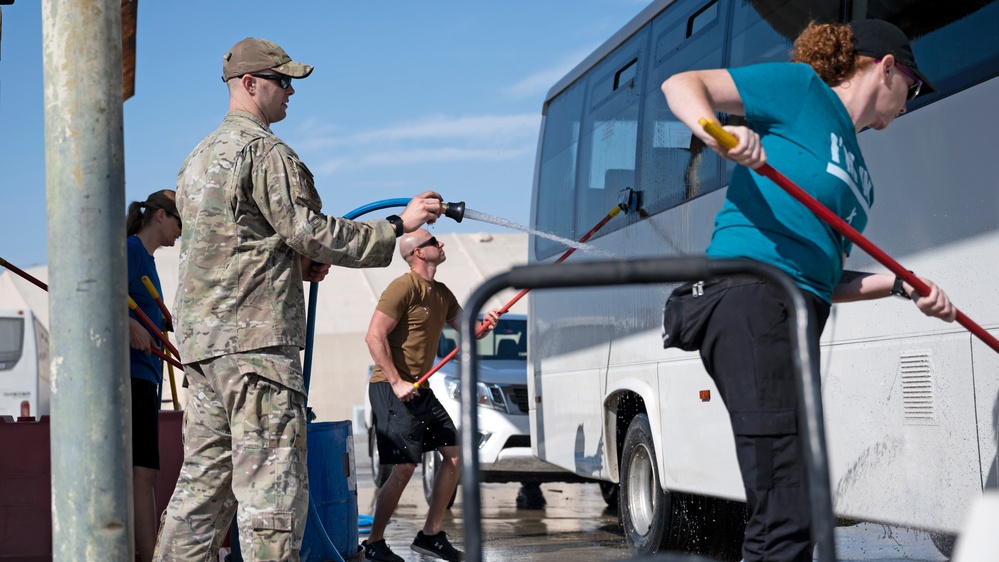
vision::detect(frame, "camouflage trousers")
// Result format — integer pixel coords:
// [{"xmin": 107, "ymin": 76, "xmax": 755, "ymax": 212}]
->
[{"xmin": 154, "ymin": 346, "xmax": 309, "ymax": 562}]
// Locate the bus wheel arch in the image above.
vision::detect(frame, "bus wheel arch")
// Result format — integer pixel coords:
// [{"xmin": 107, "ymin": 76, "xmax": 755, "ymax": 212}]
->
[{"xmin": 605, "ymin": 389, "xmax": 647, "ymax": 484}]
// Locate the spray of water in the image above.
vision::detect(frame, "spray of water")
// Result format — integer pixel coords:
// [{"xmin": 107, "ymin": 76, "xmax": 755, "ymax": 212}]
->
[{"xmin": 462, "ymin": 208, "xmax": 614, "ymax": 257}]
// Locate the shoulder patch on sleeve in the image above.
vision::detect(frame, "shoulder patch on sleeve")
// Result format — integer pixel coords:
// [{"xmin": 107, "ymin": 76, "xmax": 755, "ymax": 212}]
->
[{"xmin": 287, "ymin": 155, "xmax": 322, "ymax": 213}]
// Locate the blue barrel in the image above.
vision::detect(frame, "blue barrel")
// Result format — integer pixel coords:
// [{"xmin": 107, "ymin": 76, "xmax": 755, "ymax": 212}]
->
[{"xmin": 300, "ymin": 420, "xmax": 359, "ymax": 562}]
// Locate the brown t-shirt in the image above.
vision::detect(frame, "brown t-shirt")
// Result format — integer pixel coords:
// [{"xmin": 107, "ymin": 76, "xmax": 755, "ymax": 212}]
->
[{"xmin": 369, "ymin": 271, "xmax": 460, "ymax": 384}]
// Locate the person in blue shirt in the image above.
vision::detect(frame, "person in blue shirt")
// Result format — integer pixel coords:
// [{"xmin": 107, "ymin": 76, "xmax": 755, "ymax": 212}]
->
[
  {"xmin": 661, "ymin": 20, "xmax": 956, "ymax": 562},
  {"xmin": 125, "ymin": 189, "xmax": 182, "ymax": 562}
]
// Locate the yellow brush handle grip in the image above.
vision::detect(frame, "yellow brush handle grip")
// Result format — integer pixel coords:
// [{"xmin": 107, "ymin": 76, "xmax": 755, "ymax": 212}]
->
[
  {"xmin": 128, "ymin": 296, "xmax": 138, "ymax": 310},
  {"xmin": 698, "ymin": 117, "xmax": 739, "ymax": 150},
  {"xmin": 141, "ymin": 275, "xmax": 162, "ymax": 300}
]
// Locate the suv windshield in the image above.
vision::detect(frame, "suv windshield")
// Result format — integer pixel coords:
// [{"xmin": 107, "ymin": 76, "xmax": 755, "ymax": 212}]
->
[{"xmin": 437, "ymin": 318, "xmax": 526, "ymax": 360}]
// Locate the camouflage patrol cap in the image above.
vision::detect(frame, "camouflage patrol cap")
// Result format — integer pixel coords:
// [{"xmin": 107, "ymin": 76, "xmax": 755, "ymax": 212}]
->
[{"xmin": 221, "ymin": 38, "xmax": 314, "ymax": 82}]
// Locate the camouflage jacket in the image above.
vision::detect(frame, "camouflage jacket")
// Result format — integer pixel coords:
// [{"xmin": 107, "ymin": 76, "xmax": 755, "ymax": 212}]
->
[{"xmin": 175, "ymin": 111, "xmax": 396, "ymax": 380}]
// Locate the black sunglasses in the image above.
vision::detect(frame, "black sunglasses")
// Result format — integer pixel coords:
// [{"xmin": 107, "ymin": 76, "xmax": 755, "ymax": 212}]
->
[
  {"xmin": 166, "ymin": 211, "xmax": 182, "ymax": 229},
  {"xmin": 410, "ymin": 236, "xmax": 439, "ymax": 256},
  {"xmin": 875, "ymin": 59, "xmax": 922, "ymax": 102},
  {"xmin": 896, "ymin": 64, "xmax": 923, "ymax": 102},
  {"xmin": 249, "ymin": 73, "xmax": 292, "ymax": 89}
]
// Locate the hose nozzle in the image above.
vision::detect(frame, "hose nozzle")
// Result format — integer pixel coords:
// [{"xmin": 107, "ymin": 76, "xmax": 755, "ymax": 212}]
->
[{"xmin": 442, "ymin": 201, "xmax": 465, "ymax": 223}]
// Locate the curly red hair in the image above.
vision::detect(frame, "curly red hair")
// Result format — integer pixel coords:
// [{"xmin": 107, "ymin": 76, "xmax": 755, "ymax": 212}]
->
[{"xmin": 791, "ymin": 21, "xmax": 874, "ymax": 86}]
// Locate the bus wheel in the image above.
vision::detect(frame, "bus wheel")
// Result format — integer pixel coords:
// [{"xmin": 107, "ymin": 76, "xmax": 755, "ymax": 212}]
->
[
  {"xmin": 930, "ymin": 533, "xmax": 955, "ymax": 558},
  {"xmin": 422, "ymin": 450, "xmax": 457, "ymax": 509},
  {"xmin": 620, "ymin": 414, "xmax": 671, "ymax": 553},
  {"xmin": 619, "ymin": 414, "xmax": 744, "ymax": 560}
]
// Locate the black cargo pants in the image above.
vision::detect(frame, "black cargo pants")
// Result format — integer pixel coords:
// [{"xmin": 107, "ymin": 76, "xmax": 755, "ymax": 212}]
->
[{"xmin": 699, "ymin": 280, "xmax": 830, "ymax": 562}]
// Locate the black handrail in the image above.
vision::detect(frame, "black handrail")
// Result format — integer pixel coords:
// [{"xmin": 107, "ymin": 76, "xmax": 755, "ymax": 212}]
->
[{"xmin": 458, "ymin": 257, "xmax": 835, "ymax": 562}]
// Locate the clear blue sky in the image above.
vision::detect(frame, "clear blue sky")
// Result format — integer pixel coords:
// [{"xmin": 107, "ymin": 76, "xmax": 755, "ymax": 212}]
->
[{"xmin": 0, "ymin": 1, "xmax": 646, "ymax": 267}]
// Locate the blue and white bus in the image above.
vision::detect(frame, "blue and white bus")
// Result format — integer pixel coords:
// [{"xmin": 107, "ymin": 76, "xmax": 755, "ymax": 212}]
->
[
  {"xmin": 527, "ymin": 0, "xmax": 999, "ymax": 558},
  {"xmin": 0, "ymin": 308, "xmax": 50, "ymax": 419}
]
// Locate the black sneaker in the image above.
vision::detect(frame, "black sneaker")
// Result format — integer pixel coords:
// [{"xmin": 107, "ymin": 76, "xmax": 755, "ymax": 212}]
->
[
  {"xmin": 363, "ymin": 539, "xmax": 404, "ymax": 562},
  {"xmin": 411, "ymin": 530, "xmax": 465, "ymax": 561}
]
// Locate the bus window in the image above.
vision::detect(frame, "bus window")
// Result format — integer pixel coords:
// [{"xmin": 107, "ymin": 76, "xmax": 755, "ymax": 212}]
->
[
  {"xmin": 535, "ymin": 80, "xmax": 585, "ymax": 259},
  {"xmin": 729, "ymin": 1, "xmax": 839, "ymax": 68},
  {"xmin": 724, "ymin": 1, "xmax": 841, "ymax": 183},
  {"xmin": 863, "ymin": 1, "xmax": 999, "ymax": 108},
  {"xmin": 642, "ymin": 0, "xmax": 727, "ymax": 215},
  {"xmin": 0, "ymin": 317, "xmax": 25, "ymax": 369},
  {"xmin": 575, "ymin": 30, "xmax": 647, "ymax": 242}
]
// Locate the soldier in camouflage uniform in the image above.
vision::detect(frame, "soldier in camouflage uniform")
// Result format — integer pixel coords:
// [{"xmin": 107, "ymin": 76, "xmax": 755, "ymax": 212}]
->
[{"xmin": 154, "ymin": 38, "xmax": 444, "ymax": 562}]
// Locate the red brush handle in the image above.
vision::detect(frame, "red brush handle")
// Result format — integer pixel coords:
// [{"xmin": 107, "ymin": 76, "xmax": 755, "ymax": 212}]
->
[
  {"xmin": 151, "ymin": 347, "xmax": 183, "ymax": 370},
  {"xmin": 128, "ymin": 297, "xmax": 183, "ymax": 359}
]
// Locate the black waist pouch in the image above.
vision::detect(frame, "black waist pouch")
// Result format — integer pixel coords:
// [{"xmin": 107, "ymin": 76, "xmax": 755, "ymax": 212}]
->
[{"xmin": 662, "ymin": 276, "xmax": 760, "ymax": 351}]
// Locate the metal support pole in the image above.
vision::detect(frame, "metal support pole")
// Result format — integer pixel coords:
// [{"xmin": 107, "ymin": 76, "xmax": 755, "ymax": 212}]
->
[{"xmin": 42, "ymin": 1, "xmax": 131, "ymax": 560}]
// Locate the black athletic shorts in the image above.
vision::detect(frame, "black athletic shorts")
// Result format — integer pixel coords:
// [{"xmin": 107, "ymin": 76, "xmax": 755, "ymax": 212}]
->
[
  {"xmin": 131, "ymin": 378, "xmax": 160, "ymax": 470},
  {"xmin": 369, "ymin": 381, "xmax": 458, "ymax": 464}
]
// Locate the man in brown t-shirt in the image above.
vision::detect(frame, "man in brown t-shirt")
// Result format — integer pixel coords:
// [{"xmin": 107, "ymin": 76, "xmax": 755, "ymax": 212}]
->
[{"xmin": 363, "ymin": 229, "xmax": 499, "ymax": 562}]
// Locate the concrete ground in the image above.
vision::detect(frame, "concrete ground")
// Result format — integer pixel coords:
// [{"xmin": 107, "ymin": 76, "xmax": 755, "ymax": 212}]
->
[
  {"xmin": 355, "ymin": 455, "xmax": 628, "ymax": 561},
  {"xmin": 352, "ymin": 445, "xmax": 948, "ymax": 562}
]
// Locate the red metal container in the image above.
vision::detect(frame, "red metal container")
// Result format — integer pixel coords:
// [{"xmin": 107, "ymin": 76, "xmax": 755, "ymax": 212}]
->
[
  {"xmin": 0, "ymin": 415, "xmax": 51, "ymax": 561},
  {"xmin": 0, "ymin": 411, "xmax": 186, "ymax": 560}
]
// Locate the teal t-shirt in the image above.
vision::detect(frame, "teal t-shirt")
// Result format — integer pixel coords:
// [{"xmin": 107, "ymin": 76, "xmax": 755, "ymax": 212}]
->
[{"xmin": 706, "ymin": 63, "xmax": 873, "ymax": 302}]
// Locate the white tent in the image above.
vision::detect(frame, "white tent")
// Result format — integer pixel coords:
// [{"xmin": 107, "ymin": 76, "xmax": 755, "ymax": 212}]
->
[{"xmin": 0, "ymin": 233, "xmax": 528, "ymax": 425}]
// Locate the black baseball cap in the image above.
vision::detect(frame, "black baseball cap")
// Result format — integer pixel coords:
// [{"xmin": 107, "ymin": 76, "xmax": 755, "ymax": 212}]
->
[{"xmin": 850, "ymin": 19, "xmax": 935, "ymax": 96}]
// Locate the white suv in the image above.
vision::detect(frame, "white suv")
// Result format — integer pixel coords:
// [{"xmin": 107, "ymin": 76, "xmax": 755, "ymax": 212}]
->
[{"xmin": 364, "ymin": 314, "xmax": 571, "ymax": 507}]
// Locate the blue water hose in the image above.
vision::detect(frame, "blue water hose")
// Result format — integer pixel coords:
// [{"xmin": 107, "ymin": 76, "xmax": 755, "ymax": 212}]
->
[
  {"xmin": 302, "ymin": 198, "xmax": 410, "ymax": 562},
  {"xmin": 302, "ymin": 198, "xmax": 410, "ymax": 396}
]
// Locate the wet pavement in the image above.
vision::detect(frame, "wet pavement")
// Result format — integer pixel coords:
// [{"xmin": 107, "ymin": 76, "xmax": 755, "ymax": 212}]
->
[{"xmin": 353, "ymin": 448, "xmax": 949, "ymax": 562}]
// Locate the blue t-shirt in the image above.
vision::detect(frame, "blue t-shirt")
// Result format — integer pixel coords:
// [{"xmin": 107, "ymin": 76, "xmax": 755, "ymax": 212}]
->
[
  {"xmin": 706, "ymin": 63, "xmax": 873, "ymax": 302},
  {"xmin": 127, "ymin": 235, "xmax": 163, "ymax": 384}
]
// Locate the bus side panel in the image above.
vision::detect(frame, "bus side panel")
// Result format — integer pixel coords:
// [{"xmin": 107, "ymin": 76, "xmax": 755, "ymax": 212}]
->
[
  {"xmin": 531, "ymin": 289, "xmax": 618, "ymax": 476},
  {"xmin": 657, "ymin": 356, "xmax": 743, "ymax": 500},
  {"xmin": 533, "ymin": 366, "xmax": 608, "ymax": 479},
  {"xmin": 837, "ymin": 76, "xmax": 999, "ymax": 344},
  {"xmin": 823, "ymin": 334, "xmax": 978, "ymax": 533},
  {"xmin": 601, "ymin": 306, "xmax": 742, "ymax": 496}
]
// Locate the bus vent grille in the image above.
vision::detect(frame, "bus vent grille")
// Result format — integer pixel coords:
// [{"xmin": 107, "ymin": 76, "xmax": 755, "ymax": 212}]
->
[{"xmin": 899, "ymin": 351, "xmax": 936, "ymax": 425}]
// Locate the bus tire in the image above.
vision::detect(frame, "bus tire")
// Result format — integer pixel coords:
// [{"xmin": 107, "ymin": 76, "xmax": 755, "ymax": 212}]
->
[
  {"xmin": 619, "ymin": 414, "xmax": 744, "ymax": 560},
  {"xmin": 620, "ymin": 414, "xmax": 672, "ymax": 553},
  {"xmin": 422, "ymin": 450, "xmax": 457, "ymax": 509},
  {"xmin": 930, "ymin": 533, "xmax": 956, "ymax": 558}
]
